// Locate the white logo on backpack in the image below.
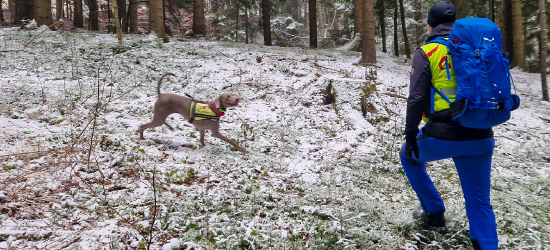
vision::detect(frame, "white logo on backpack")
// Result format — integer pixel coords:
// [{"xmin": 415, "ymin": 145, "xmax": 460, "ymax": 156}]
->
[{"xmin": 483, "ymin": 37, "xmax": 495, "ymax": 42}]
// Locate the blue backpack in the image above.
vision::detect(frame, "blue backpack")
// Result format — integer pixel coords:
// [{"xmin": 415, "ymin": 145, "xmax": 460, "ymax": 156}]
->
[{"xmin": 427, "ymin": 17, "xmax": 520, "ymax": 129}]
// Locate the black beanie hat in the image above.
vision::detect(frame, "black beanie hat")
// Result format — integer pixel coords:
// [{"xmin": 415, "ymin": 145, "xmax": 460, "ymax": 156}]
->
[{"xmin": 427, "ymin": 1, "xmax": 457, "ymax": 28}]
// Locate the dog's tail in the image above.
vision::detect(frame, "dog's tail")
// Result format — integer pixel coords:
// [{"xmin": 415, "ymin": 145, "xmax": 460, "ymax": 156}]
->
[{"xmin": 157, "ymin": 73, "xmax": 176, "ymax": 95}]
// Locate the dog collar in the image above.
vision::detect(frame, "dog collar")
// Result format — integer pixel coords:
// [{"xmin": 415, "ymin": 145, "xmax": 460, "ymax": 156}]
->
[{"xmin": 211, "ymin": 103, "xmax": 225, "ymax": 117}]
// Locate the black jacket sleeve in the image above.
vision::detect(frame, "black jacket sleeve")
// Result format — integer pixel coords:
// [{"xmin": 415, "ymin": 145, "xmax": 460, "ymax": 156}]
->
[{"xmin": 405, "ymin": 48, "xmax": 432, "ymax": 138}]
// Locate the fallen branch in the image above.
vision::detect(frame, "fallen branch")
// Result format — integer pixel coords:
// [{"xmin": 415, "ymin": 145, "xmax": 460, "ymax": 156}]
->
[
  {"xmin": 60, "ymin": 236, "xmax": 82, "ymax": 249},
  {"xmin": 0, "ymin": 49, "xmax": 33, "ymax": 54},
  {"xmin": 539, "ymin": 116, "xmax": 550, "ymax": 123},
  {"xmin": 217, "ymin": 49, "xmax": 232, "ymax": 59},
  {"xmin": 313, "ymin": 62, "xmax": 339, "ymax": 72},
  {"xmin": 384, "ymin": 92, "xmax": 407, "ymax": 100},
  {"xmin": 496, "ymin": 135, "xmax": 520, "ymax": 142},
  {"xmin": 0, "ymin": 149, "xmax": 55, "ymax": 158},
  {"xmin": 24, "ymin": 20, "xmax": 64, "ymax": 48}
]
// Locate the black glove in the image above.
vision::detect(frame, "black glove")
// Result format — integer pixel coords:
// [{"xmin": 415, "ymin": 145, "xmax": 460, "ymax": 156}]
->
[{"xmin": 405, "ymin": 136, "xmax": 420, "ymax": 165}]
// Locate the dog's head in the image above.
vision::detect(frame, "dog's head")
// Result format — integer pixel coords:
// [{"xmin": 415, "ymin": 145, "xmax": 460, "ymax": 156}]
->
[{"xmin": 214, "ymin": 93, "xmax": 239, "ymax": 108}]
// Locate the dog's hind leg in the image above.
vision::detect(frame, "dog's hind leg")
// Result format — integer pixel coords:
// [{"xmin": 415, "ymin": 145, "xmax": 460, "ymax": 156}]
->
[
  {"xmin": 199, "ymin": 130, "xmax": 206, "ymax": 146},
  {"xmin": 138, "ymin": 113, "xmax": 169, "ymax": 140}
]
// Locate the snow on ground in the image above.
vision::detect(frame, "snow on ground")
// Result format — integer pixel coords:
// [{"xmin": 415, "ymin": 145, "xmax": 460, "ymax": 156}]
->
[{"xmin": 0, "ymin": 27, "xmax": 549, "ymax": 249}]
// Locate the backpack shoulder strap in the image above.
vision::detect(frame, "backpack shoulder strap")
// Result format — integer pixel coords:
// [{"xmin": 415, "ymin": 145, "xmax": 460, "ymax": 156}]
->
[{"xmin": 424, "ymin": 36, "xmax": 449, "ymax": 46}]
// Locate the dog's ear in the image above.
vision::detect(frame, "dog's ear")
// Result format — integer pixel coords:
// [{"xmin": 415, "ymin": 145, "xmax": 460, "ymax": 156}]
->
[{"xmin": 214, "ymin": 95, "xmax": 222, "ymax": 108}]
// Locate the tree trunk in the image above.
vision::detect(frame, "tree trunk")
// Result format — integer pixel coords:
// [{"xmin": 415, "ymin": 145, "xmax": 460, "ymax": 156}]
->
[
  {"xmin": 344, "ymin": 9, "xmax": 350, "ymax": 39},
  {"xmin": 74, "ymin": 0, "xmax": 83, "ymax": 28},
  {"xmin": 116, "ymin": 0, "xmax": 126, "ymax": 32},
  {"xmin": 149, "ymin": 0, "xmax": 166, "ymax": 40},
  {"xmin": 89, "ymin": 0, "xmax": 98, "ymax": 30},
  {"xmin": 511, "ymin": 0, "xmax": 525, "ymax": 69},
  {"xmin": 55, "ymin": 0, "xmax": 63, "ymax": 20},
  {"xmin": 332, "ymin": 9, "xmax": 338, "ymax": 30},
  {"xmin": 124, "ymin": 0, "xmax": 131, "ymax": 32},
  {"xmin": 0, "ymin": 1, "xmax": 5, "ymax": 24},
  {"xmin": 380, "ymin": 0, "xmax": 386, "ymax": 53},
  {"xmin": 362, "ymin": 0, "xmax": 376, "ymax": 65},
  {"xmin": 15, "ymin": 0, "xmax": 33, "ymax": 24},
  {"xmin": 393, "ymin": 1, "xmax": 398, "ymax": 56},
  {"xmin": 451, "ymin": 0, "xmax": 464, "ymax": 19},
  {"xmin": 8, "ymin": 0, "xmax": 15, "ymax": 23},
  {"xmin": 287, "ymin": 0, "xmax": 297, "ymax": 19},
  {"xmin": 235, "ymin": 0, "xmax": 239, "ymax": 42},
  {"xmin": 398, "ymin": 0, "xmax": 410, "ymax": 58},
  {"xmin": 262, "ymin": 0, "xmax": 271, "ymax": 45},
  {"xmin": 354, "ymin": 0, "xmax": 362, "ymax": 36},
  {"xmin": 318, "ymin": 2, "xmax": 324, "ymax": 31},
  {"xmin": 129, "ymin": 0, "xmax": 138, "ymax": 33},
  {"xmin": 113, "ymin": 0, "xmax": 122, "ymax": 41},
  {"xmin": 413, "ymin": 0, "xmax": 422, "ymax": 47},
  {"xmin": 245, "ymin": 3, "xmax": 248, "ymax": 44},
  {"xmin": 192, "ymin": 0, "xmax": 205, "ymax": 35},
  {"xmin": 292, "ymin": 0, "xmax": 298, "ymax": 19},
  {"xmin": 539, "ymin": 0, "xmax": 548, "ymax": 101},
  {"xmin": 501, "ymin": 0, "xmax": 513, "ymax": 60},
  {"xmin": 34, "ymin": 0, "xmax": 53, "ymax": 27},
  {"xmin": 488, "ymin": 0, "xmax": 494, "ymax": 21},
  {"xmin": 309, "ymin": 0, "xmax": 317, "ymax": 48},
  {"xmin": 211, "ymin": 0, "xmax": 219, "ymax": 38}
]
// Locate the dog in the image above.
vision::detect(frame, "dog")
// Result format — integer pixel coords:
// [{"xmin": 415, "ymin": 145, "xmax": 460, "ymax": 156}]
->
[{"xmin": 137, "ymin": 73, "xmax": 246, "ymax": 153}]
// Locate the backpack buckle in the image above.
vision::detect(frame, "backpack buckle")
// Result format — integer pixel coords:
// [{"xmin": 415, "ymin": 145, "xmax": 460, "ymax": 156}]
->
[{"xmin": 475, "ymin": 50, "xmax": 481, "ymax": 57}]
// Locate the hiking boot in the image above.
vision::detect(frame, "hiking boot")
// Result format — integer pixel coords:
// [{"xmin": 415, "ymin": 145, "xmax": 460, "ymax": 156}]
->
[{"xmin": 413, "ymin": 206, "xmax": 447, "ymax": 233}]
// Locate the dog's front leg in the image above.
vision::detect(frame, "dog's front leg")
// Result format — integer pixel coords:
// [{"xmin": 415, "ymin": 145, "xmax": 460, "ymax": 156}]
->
[{"xmin": 210, "ymin": 127, "xmax": 246, "ymax": 153}]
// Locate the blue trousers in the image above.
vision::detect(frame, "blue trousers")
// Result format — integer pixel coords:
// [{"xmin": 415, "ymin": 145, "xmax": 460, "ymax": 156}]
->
[{"xmin": 401, "ymin": 131, "xmax": 497, "ymax": 250}]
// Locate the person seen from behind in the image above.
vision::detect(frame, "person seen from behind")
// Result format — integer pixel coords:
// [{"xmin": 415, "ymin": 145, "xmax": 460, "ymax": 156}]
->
[{"xmin": 401, "ymin": 2, "xmax": 498, "ymax": 250}]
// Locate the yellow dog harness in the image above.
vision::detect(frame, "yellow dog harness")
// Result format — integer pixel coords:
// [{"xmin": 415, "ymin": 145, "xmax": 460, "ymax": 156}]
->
[{"xmin": 188, "ymin": 101, "xmax": 225, "ymax": 123}]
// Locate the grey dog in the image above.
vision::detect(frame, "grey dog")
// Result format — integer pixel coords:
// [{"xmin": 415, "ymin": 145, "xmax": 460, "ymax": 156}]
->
[{"xmin": 137, "ymin": 73, "xmax": 246, "ymax": 153}]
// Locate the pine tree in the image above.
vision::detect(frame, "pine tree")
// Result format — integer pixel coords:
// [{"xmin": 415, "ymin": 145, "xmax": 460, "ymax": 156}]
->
[
  {"xmin": 89, "ymin": 0, "xmax": 99, "ymax": 30},
  {"xmin": 362, "ymin": 0, "xmax": 376, "ymax": 65},
  {"xmin": 309, "ymin": 0, "xmax": 317, "ymax": 48},
  {"xmin": 34, "ymin": 0, "xmax": 53, "ymax": 27},
  {"xmin": 393, "ymin": 1, "xmax": 399, "ymax": 56},
  {"xmin": 130, "ymin": 0, "xmax": 139, "ymax": 33},
  {"xmin": 8, "ymin": 0, "xmax": 15, "ymax": 23},
  {"xmin": 262, "ymin": 0, "xmax": 272, "ymax": 45},
  {"xmin": 116, "ymin": 0, "xmax": 126, "ymax": 32},
  {"xmin": 413, "ymin": 0, "xmax": 423, "ymax": 47},
  {"xmin": 149, "ymin": 0, "xmax": 166, "ymax": 40},
  {"xmin": 512, "ymin": 0, "xmax": 525, "ymax": 69},
  {"xmin": 113, "ymin": 0, "xmax": 122, "ymax": 41},
  {"xmin": 15, "ymin": 0, "xmax": 33, "ymax": 24},
  {"xmin": 0, "ymin": 1, "xmax": 5, "ymax": 24},
  {"xmin": 192, "ymin": 0, "xmax": 205, "ymax": 35},
  {"xmin": 354, "ymin": 0, "xmax": 362, "ymax": 36},
  {"xmin": 539, "ymin": 0, "xmax": 548, "ymax": 101},
  {"xmin": 488, "ymin": 0, "xmax": 495, "ymax": 21},
  {"xmin": 74, "ymin": 0, "xmax": 83, "ymax": 28},
  {"xmin": 55, "ymin": 0, "xmax": 63, "ymax": 21},
  {"xmin": 502, "ymin": 0, "xmax": 514, "ymax": 61},
  {"xmin": 451, "ymin": 0, "xmax": 464, "ymax": 19},
  {"xmin": 398, "ymin": 0, "xmax": 410, "ymax": 59},
  {"xmin": 380, "ymin": 0, "xmax": 387, "ymax": 53}
]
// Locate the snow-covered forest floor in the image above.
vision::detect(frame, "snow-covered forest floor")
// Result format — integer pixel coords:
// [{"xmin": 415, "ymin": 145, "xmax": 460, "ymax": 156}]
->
[{"xmin": 0, "ymin": 26, "xmax": 549, "ymax": 250}]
